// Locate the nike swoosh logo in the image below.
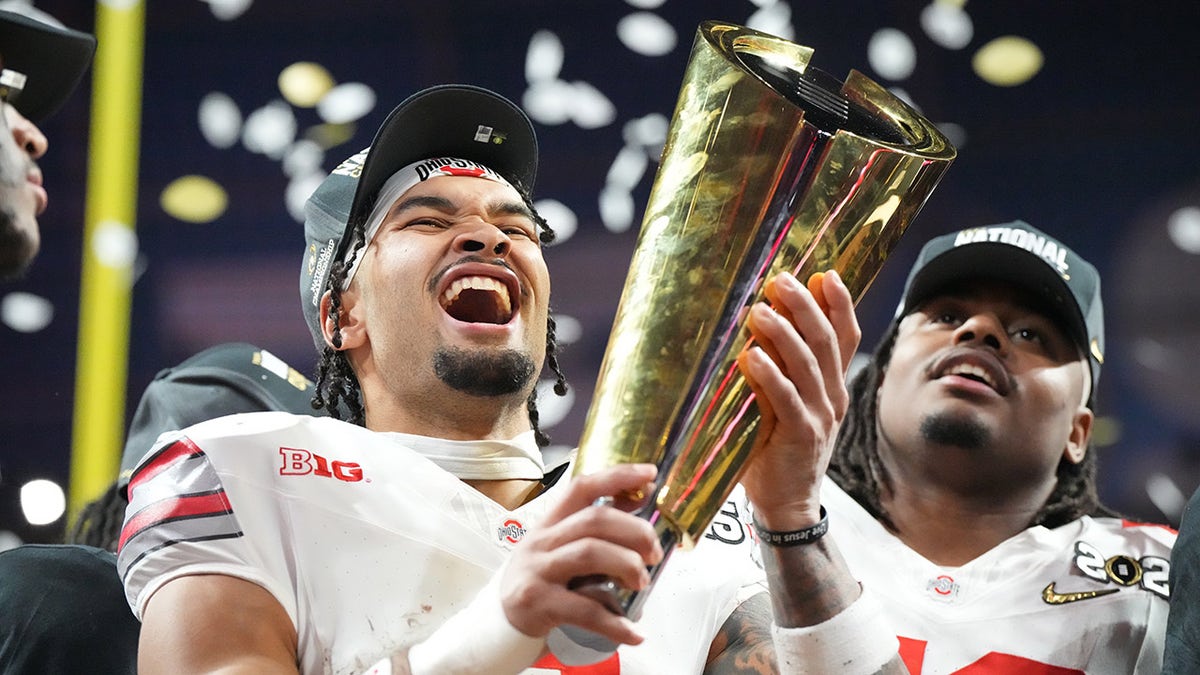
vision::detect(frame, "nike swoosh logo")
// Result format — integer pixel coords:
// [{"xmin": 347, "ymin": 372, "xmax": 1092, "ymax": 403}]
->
[{"xmin": 1041, "ymin": 582, "xmax": 1120, "ymax": 605}]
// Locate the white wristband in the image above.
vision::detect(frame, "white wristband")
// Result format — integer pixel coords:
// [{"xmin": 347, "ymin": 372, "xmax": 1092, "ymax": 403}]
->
[
  {"xmin": 771, "ymin": 587, "xmax": 898, "ymax": 675},
  {"xmin": 406, "ymin": 567, "xmax": 546, "ymax": 675}
]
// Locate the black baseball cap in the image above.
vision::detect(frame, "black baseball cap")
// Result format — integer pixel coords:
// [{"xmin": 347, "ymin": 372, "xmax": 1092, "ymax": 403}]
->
[
  {"xmin": 118, "ymin": 343, "xmax": 326, "ymax": 495},
  {"xmin": 299, "ymin": 84, "xmax": 538, "ymax": 349},
  {"xmin": 895, "ymin": 221, "xmax": 1104, "ymax": 400},
  {"xmin": 0, "ymin": 8, "xmax": 95, "ymax": 121}
]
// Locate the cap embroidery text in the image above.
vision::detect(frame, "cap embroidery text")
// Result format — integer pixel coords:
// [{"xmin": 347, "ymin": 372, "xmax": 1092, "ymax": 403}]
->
[
  {"xmin": 308, "ymin": 238, "xmax": 337, "ymax": 306},
  {"xmin": 331, "ymin": 149, "xmax": 369, "ymax": 178},
  {"xmin": 954, "ymin": 226, "xmax": 1070, "ymax": 277}
]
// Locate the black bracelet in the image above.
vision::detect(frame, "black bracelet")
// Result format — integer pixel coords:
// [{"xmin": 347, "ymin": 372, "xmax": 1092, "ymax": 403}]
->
[{"xmin": 752, "ymin": 507, "xmax": 829, "ymax": 546}]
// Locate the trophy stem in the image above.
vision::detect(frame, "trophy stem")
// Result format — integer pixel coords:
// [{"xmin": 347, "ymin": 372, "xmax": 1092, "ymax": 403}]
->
[
  {"xmin": 567, "ymin": 501, "xmax": 680, "ymax": 618},
  {"xmin": 551, "ymin": 518, "xmax": 679, "ymax": 665}
]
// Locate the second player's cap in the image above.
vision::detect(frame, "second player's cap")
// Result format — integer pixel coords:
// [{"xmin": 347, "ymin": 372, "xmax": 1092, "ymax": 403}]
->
[{"xmin": 119, "ymin": 343, "xmax": 326, "ymax": 496}]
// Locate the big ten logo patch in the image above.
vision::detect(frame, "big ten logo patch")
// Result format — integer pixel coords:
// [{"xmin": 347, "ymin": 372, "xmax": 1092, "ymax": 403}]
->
[
  {"xmin": 704, "ymin": 500, "xmax": 746, "ymax": 545},
  {"xmin": 1072, "ymin": 540, "xmax": 1170, "ymax": 599},
  {"xmin": 278, "ymin": 447, "xmax": 365, "ymax": 483}
]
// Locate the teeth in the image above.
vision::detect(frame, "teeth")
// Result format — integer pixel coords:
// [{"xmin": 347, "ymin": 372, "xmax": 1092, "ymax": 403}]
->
[
  {"xmin": 946, "ymin": 363, "xmax": 995, "ymax": 388},
  {"xmin": 441, "ymin": 275, "xmax": 512, "ymax": 316}
]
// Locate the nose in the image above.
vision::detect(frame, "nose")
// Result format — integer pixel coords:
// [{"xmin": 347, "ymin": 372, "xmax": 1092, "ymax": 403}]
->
[
  {"xmin": 454, "ymin": 222, "xmax": 511, "ymax": 257},
  {"xmin": 7, "ymin": 108, "xmax": 48, "ymax": 159},
  {"xmin": 953, "ymin": 312, "xmax": 1007, "ymax": 352}
]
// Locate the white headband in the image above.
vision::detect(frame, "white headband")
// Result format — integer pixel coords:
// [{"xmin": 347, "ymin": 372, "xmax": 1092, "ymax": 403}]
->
[{"xmin": 341, "ymin": 157, "xmax": 515, "ymax": 288}]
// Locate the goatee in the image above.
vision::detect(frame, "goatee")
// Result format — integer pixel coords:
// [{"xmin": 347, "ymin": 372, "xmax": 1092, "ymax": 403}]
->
[
  {"xmin": 434, "ymin": 346, "xmax": 535, "ymax": 397},
  {"xmin": 0, "ymin": 217, "xmax": 35, "ymax": 280},
  {"xmin": 919, "ymin": 412, "xmax": 990, "ymax": 450}
]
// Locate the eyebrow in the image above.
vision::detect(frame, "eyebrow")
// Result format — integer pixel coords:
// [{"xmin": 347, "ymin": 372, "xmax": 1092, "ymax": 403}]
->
[{"xmin": 388, "ymin": 194, "xmax": 535, "ymax": 222}]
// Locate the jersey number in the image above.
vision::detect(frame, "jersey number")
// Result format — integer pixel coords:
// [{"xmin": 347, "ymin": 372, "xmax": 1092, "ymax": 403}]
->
[{"xmin": 530, "ymin": 653, "xmax": 619, "ymax": 674}]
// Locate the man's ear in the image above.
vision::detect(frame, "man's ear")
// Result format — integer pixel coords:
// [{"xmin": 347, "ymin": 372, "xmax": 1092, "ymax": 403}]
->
[
  {"xmin": 1063, "ymin": 406, "xmax": 1093, "ymax": 465},
  {"xmin": 319, "ymin": 288, "xmax": 366, "ymax": 350}
]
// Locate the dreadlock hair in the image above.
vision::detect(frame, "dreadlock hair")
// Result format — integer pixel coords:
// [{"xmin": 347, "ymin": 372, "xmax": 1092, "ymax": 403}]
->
[
  {"xmin": 65, "ymin": 482, "xmax": 126, "ymax": 553},
  {"xmin": 311, "ymin": 208, "xmax": 368, "ymax": 426},
  {"xmin": 826, "ymin": 318, "xmax": 1118, "ymax": 532},
  {"xmin": 311, "ymin": 187, "xmax": 568, "ymax": 446}
]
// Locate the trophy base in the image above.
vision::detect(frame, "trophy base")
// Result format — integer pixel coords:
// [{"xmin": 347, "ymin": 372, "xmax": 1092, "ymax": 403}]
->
[{"xmin": 547, "ymin": 625, "xmax": 619, "ymax": 666}]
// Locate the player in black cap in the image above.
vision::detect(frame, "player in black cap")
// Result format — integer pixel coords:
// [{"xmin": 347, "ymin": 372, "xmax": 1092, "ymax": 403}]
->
[
  {"xmin": 121, "ymin": 83, "xmax": 887, "ymax": 674},
  {"xmin": 0, "ymin": 6, "xmax": 94, "ymax": 278},
  {"xmin": 818, "ymin": 221, "xmax": 1173, "ymax": 672}
]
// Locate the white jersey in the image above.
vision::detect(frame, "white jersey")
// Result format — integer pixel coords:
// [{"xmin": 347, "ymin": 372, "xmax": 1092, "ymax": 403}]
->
[
  {"xmin": 821, "ymin": 480, "xmax": 1175, "ymax": 674},
  {"xmin": 118, "ymin": 412, "xmax": 763, "ymax": 675}
]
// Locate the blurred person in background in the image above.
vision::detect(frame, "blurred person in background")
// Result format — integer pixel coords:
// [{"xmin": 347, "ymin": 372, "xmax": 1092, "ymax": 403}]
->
[
  {"xmin": 1163, "ymin": 486, "xmax": 1200, "ymax": 673},
  {"xmin": 0, "ymin": 5, "xmax": 93, "ymax": 280},
  {"xmin": 0, "ymin": 343, "xmax": 324, "ymax": 674}
]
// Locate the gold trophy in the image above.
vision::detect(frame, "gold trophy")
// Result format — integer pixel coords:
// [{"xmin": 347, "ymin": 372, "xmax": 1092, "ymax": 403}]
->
[{"xmin": 550, "ymin": 21, "xmax": 955, "ymax": 662}]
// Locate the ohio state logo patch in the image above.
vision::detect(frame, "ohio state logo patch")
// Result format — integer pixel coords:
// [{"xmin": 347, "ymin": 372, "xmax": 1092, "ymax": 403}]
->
[
  {"xmin": 926, "ymin": 574, "xmax": 960, "ymax": 601},
  {"xmin": 498, "ymin": 518, "xmax": 526, "ymax": 544}
]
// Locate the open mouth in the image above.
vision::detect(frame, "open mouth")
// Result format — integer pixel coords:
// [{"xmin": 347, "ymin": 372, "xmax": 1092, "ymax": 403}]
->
[
  {"xmin": 439, "ymin": 275, "xmax": 514, "ymax": 324},
  {"xmin": 930, "ymin": 351, "xmax": 1011, "ymax": 396},
  {"xmin": 941, "ymin": 363, "xmax": 997, "ymax": 389}
]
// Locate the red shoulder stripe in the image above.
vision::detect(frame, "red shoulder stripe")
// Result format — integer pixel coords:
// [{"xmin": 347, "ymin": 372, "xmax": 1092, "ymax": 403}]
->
[
  {"xmin": 118, "ymin": 489, "xmax": 234, "ymax": 551},
  {"xmin": 128, "ymin": 436, "xmax": 204, "ymax": 496},
  {"xmin": 1121, "ymin": 519, "xmax": 1178, "ymax": 535}
]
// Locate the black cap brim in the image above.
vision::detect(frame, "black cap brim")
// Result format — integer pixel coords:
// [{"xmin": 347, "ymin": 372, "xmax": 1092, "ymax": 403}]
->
[
  {"xmin": 345, "ymin": 85, "xmax": 537, "ymax": 242},
  {"xmin": 0, "ymin": 10, "xmax": 95, "ymax": 122},
  {"xmin": 902, "ymin": 242, "xmax": 1090, "ymax": 352}
]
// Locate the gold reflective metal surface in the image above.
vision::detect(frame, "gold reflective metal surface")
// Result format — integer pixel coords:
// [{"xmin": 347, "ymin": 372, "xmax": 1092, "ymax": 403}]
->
[{"xmin": 572, "ymin": 21, "xmax": 955, "ymax": 614}]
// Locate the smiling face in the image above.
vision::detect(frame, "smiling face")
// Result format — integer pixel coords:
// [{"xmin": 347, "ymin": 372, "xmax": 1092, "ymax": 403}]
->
[
  {"xmin": 328, "ymin": 174, "xmax": 550, "ymax": 435},
  {"xmin": 0, "ymin": 100, "xmax": 49, "ymax": 279},
  {"xmin": 875, "ymin": 279, "xmax": 1093, "ymax": 497}
]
